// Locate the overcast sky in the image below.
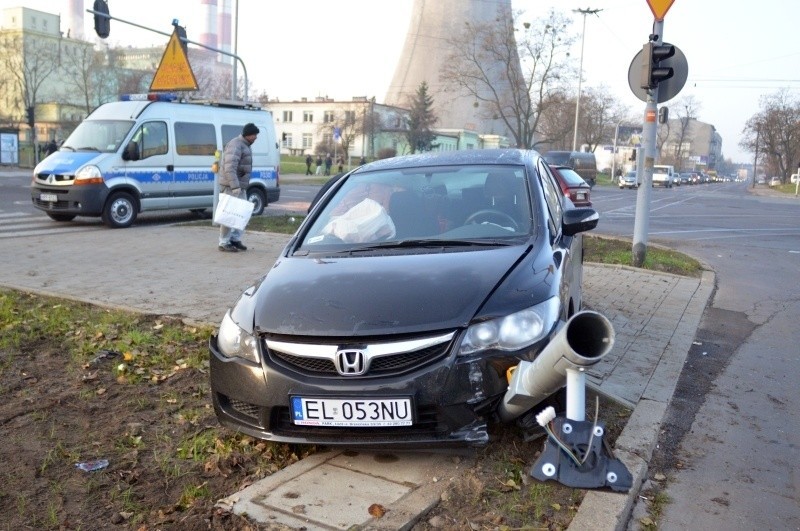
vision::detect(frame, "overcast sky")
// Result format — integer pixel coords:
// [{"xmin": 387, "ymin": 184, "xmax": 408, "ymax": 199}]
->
[{"xmin": 5, "ymin": 0, "xmax": 799, "ymax": 163}]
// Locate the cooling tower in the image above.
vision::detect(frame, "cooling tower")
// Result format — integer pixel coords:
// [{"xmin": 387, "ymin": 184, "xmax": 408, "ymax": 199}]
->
[
  {"xmin": 217, "ymin": 0, "xmax": 232, "ymax": 62},
  {"xmin": 385, "ymin": 0, "xmax": 520, "ymax": 139}
]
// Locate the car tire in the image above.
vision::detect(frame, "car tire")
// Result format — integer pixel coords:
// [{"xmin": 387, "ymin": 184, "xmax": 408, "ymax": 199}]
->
[
  {"xmin": 46, "ymin": 213, "xmax": 76, "ymax": 222},
  {"xmin": 247, "ymin": 187, "xmax": 266, "ymax": 216},
  {"xmin": 102, "ymin": 191, "xmax": 137, "ymax": 228}
]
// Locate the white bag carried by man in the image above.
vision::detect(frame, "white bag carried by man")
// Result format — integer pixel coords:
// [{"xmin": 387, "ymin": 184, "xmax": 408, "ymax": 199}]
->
[{"xmin": 214, "ymin": 193, "xmax": 254, "ymax": 232}]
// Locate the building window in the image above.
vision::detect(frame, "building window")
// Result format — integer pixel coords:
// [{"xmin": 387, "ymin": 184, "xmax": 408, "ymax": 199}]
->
[
  {"xmin": 324, "ymin": 111, "xmax": 334, "ymax": 123},
  {"xmin": 302, "ymin": 133, "xmax": 313, "ymax": 148},
  {"xmin": 322, "ymin": 133, "xmax": 332, "ymax": 145},
  {"xmin": 283, "ymin": 133, "xmax": 293, "ymax": 148},
  {"xmin": 344, "ymin": 110, "xmax": 356, "ymax": 124},
  {"xmin": 282, "ymin": 111, "xmax": 293, "ymax": 123},
  {"xmin": 303, "ymin": 111, "xmax": 313, "ymax": 123}
]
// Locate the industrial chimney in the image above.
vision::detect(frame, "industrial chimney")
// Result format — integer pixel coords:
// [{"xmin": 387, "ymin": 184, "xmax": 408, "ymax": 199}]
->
[
  {"xmin": 385, "ymin": 0, "xmax": 520, "ymax": 140},
  {"xmin": 66, "ymin": 0, "xmax": 84, "ymax": 39}
]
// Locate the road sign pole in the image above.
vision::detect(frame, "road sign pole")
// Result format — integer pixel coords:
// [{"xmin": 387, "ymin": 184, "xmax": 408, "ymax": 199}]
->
[{"xmin": 632, "ymin": 20, "xmax": 665, "ymax": 267}]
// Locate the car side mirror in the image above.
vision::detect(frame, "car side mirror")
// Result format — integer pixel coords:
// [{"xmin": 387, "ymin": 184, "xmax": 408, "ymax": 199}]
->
[
  {"xmin": 563, "ymin": 207, "xmax": 599, "ymax": 236},
  {"xmin": 122, "ymin": 141, "xmax": 139, "ymax": 161}
]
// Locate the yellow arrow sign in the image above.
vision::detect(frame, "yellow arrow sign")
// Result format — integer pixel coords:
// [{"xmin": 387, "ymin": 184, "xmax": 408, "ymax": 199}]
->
[
  {"xmin": 646, "ymin": 0, "xmax": 676, "ymax": 21},
  {"xmin": 150, "ymin": 29, "xmax": 198, "ymax": 92}
]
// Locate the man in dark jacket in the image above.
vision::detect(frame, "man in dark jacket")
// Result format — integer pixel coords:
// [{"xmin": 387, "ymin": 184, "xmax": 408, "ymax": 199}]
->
[{"xmin": 218, "ymin": 123, "xmax": 258, "ymax": 252}]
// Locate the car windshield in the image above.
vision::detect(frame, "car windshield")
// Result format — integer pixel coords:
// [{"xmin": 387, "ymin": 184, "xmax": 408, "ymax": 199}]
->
[
  {"xmin": 297, "ymin": 164, "xmax": 534, "ymax": 252},
  {"xmin": 61, "ymin": 119, "xmax": 135, "ymax": 153}
]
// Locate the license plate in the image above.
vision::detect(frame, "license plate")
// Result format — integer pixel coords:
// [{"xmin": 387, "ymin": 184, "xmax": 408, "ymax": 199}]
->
[
  {"xmin": 291, "ymin": 396, "xmax": 413, "ymax": 427},
  {"xmin": 40, "ymin": 193, "xmax": 58, "ymax": 202},
  {"xmin": 576, "ymin": 192, "xmax": 586, "ymax": 200}
]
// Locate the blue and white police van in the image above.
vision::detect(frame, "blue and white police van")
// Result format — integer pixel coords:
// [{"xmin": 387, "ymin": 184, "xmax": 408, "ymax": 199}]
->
[{"xmin": 30, "ymin": 93, "xmax": 280, "ymax": 228}]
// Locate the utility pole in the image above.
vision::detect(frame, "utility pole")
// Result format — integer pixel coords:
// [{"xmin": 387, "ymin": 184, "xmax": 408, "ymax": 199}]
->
[{"xmin": 571, "ymin": 7, "xmax": 601, "ymax": 152}]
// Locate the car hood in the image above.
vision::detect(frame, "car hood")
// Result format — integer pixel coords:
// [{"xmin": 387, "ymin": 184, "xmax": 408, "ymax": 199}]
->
[
  {"xmin": 246, "ymin": 245, "xmax": 533, "ymax": 337},
  {"xmin": 34, "ymin": 152, "xmax": 105, "ymax": 176}
]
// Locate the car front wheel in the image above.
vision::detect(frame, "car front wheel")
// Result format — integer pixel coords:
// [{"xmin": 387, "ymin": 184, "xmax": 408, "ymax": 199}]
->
[
  {"xmin": 247, "ymin": 187, "xmax": 266, "ymax": 216},
  {"xmin": 102, "ymin": 191, "xmax": 138, "ymax": 228}
]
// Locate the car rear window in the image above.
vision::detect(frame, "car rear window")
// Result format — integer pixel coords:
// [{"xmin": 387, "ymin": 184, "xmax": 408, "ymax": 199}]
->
[{"xmin": 554, "ymin": 167, "xmax": 587, "ymax": 186}]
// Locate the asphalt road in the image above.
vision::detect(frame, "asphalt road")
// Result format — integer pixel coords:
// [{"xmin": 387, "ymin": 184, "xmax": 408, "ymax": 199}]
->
[{"xmin": 590, "ymin": 181, "xmax": 800, "ymax": 530}]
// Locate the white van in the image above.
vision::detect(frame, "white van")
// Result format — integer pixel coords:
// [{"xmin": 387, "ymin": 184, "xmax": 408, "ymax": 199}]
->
[
  {"xmin": 652, "ymin": 165, "xmax": 675, "ymax": 188},
  {"xmin": 31, "ymin": 94, "xmax": 280, "ymax": 228}
]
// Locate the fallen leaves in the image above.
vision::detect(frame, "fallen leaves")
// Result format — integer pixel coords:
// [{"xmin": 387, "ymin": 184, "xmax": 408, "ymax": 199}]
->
[{"xmin": 368, "ymin": 503, "xmax": 386, "ymax": 518}]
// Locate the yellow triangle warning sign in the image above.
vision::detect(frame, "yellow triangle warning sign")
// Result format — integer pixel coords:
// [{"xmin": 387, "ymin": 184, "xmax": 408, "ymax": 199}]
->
[{"xmin": 150, "ymin": 29, "xmax": 199, "ymax": 92}]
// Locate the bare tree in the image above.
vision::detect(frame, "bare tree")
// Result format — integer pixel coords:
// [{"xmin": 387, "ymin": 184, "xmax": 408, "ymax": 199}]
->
[
  {"xmin": 0, "ymin": 33, "xmax": 60, "ymax": 147},
  {"xmin": 741, "ymin": 89, "xmax": 800, "ymax": 180},
  {"xmin": 59, "ymin": 43, "xmax": 115, "ymax": 114},
  {"xmin": 668, "ymin": 95, "xmax": 701, "ymax": 169},
  {"xmin": 578, "ymin": 86, "xmax": 626, "ymax": 153},
  {"xmin": 536, "ymin": 92, "xmax": 576, "ymax": 150},
  {"xmin": 441, "ymin": 9, "xmax": 576, "ymax": 149}
]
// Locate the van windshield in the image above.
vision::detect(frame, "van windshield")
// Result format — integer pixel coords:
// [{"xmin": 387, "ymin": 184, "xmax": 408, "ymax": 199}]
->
[
  {"xmin": 543, "ymin": 152, "xmax": 571, "ymax": 165},
  {"xmin": 61, "ymin": 119, "xmax": 135, "ymax": 153}
]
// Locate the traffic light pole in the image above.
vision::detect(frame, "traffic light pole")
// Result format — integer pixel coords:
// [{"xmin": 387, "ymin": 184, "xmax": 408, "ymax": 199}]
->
[{"xmin": 632, "ymin": 20, "xmax": 664, "ymax": 267}]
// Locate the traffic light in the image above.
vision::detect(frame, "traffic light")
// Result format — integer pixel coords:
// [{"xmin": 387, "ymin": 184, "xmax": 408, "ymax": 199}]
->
[
  {"xmin": 640, "ymin": 42, "xmax": 675, "ymax": 90},
  {"xmin": 25, "ymin": 106, "xmax": 34, "ymax": 128},
  {"xmin": 93, "ymin": 0, "xmax": 110, "ymax": 39}
]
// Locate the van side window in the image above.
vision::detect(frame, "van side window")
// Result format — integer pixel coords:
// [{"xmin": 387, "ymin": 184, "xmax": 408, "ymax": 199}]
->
[
  {"xmin": 221, "ymin": 125, "xmax": 240, "ymax": 146},
  {"xmin": 132, "ymin": 121, "xmax": 168, "ymax": 159},
  {"xmin": 176, "ymin": 122, "xmax": 216, "ymax": 156}
]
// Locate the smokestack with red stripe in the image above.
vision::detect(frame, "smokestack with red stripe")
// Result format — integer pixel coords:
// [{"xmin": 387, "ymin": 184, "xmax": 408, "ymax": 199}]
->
[
  {"xmin": 199, "ymin": 0, "xmax": 218, "ymax": 50},
  {"xmin": 217, "ymin": 0, "xmax": 232, "ymax": 63}
]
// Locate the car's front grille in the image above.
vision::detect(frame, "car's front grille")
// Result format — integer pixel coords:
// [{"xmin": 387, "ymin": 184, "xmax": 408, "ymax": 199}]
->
[{"xmin": 265, "ymin": 332, "xmax": 456, "ymax": 378}]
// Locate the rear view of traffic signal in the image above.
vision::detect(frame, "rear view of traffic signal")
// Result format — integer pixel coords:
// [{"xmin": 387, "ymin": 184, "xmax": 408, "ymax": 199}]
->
[
  {"xmin": 640, "ymin": 42, "xmax": 675, "ymax": 90},
  {"xmin": 93, "ymin": 0, "xmax": 110, "ymax": 38}
]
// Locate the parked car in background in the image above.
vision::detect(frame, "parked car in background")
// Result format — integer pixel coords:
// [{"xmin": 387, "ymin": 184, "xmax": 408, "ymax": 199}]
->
[
  {"xmin": 769, "ymin": 176, "xmax": 782, "ymax": 187},
  {"xmin": 549, "ymin": 164, "xmax": 592, "ymax": 206},
  {"xmin": 209, "ymin": 149, "xmax": 600, "ymax": 448},
  {"xmin": 618, "ymin": 170, "xmax": 638, "ymax": 189},
  {"xmin": 678, "ymin": 173, "xmax": 691, "ymax": 185},
  {"xmin": 757, "ymin": 176, "xmax": 767, "ymax": 185},
  {"xmin": 543, "ymin": 151, "xmax": 598, "ymax": 187}
]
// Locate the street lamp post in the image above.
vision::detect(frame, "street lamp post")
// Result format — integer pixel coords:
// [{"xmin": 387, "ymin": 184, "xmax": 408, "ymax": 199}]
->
[{"xmin": 571, "ymin": 8, "xmax": 601, "ymax": 152}]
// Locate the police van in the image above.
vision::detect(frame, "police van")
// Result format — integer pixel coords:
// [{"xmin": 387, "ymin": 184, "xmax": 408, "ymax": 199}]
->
[{"xmin": 31, "ymin": 93, "xmax": 280, "ymax": 228}]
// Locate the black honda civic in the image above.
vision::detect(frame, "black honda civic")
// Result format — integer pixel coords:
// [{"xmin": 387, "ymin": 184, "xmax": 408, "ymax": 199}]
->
[{"xmin": 209, "ymin": 149, "xmax": 599, "ymax": 448}]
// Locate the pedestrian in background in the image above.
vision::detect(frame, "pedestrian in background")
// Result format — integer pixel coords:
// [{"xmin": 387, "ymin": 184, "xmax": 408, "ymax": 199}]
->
[
  {"xmin": 324, "ymin": 153, "xmax": 333, "ymax": 176},
  {"xmin": 337, "ymin": 156, "xmax": 344, "ymax": 174},
  {"xmin": 305, "ymin": 154, "xmax": 313, "ymax": 175},
  {"xmin": 218, "ymin": 122, "xmax": 258, "ymax": 253},
  {"xmin": 315, "ymin": 155, "xmax": 323, "ymax": 175}
]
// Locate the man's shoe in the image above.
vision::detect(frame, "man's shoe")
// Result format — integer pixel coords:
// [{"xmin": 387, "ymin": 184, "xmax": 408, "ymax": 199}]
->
[
  {"xmin": 218, "ymin": 243, "xmax": 239, "ymax": 252},
  {"xmin": 230, "ymin": 240, "xmax": 248, "ymax": 251}
]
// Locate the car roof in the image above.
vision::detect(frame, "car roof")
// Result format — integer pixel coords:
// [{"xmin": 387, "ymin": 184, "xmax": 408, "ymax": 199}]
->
[{"xmin": 358, "ymin": 149, "xmax": 540, "ymax": 172}]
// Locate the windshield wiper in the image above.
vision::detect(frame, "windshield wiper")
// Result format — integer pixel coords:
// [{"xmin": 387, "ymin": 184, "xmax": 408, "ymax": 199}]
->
[
  {"xmin": 60, "ymin": 145, "xmax": 75, "ymax": 151},
  {"xmin": 77, "ymin": 146, "xmax": 100, "ymax": 151}
]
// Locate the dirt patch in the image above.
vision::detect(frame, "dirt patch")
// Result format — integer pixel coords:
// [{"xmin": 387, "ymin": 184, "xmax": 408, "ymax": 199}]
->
[{"xmin": 0, "ymin": 290, "xmax": 630, "ymax": 530}]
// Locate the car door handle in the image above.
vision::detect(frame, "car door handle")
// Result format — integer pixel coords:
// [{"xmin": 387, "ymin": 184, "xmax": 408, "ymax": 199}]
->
[{"xmin": 166, "ymin": 165, "xmax": 174, "ymax": 171}]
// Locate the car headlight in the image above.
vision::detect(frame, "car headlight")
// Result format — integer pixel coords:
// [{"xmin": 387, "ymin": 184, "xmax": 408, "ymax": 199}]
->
[
  {"xmin": 458, "ymin": 297, "xmax": 560, "ymax": 356},
  {"xmin": 216, "ymin": 311, "xmax": 260, "ymax": 363},
  {"xmin": 74, "ymin": 165, "xmax": 104, "ymax": 185}
]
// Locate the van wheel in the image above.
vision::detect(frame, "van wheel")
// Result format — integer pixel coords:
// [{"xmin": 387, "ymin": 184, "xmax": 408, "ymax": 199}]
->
[
  {"xmin": 46, "ymin": 213, "xmax": 76, "ymax": 222},
  {"xmin": 247, "ymin": 188, "xmax": 266, "ymax": 216},
  {"xmin": 102, "ymin": 191, "xmax": 137, "ymax": 228}
]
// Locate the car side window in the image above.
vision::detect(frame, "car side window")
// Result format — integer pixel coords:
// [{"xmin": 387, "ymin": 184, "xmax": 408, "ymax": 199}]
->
[
  {"xmin": 537, "ymin": 162, "xmax": 563, "ymax": 238},
  {"xmin": 132, "ymin": 121, "xmax": 168, "ymax": 160}
]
